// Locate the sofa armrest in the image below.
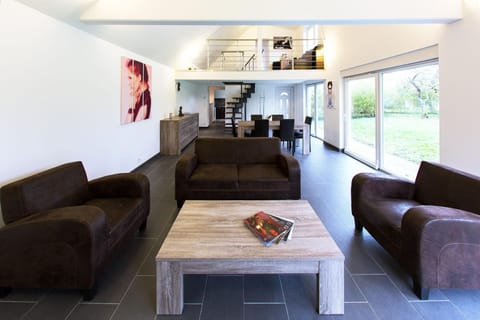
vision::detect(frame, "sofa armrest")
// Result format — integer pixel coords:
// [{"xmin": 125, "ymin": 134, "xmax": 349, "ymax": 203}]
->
[
  {"xmin": 351, "ymin": 173, "xmax": 415, "ymax": 214},
  {"xmin": 277, "ymin": 154, "xmax": 300, "ymax": 177},
  {"xmin": 0, "ymin": 205, "xmax": 108, "ymax": 289},
  {"xmin": 175, "ymin": 154, "xmax": 198, "ymax": 202},
  {"xmin": 89, "ymin": 173, "xmax": 149, "ymax": 199},
  {"xmin": 175, "ymin": 154, "xmax": 198, "ymax": 180},
  {"xmin": 401, "ymin": 205, "xmax": 480, "ymax": 289},
  {"xmin": 277, "ymin": 154, "xmax": 301, "ymax": 199}
]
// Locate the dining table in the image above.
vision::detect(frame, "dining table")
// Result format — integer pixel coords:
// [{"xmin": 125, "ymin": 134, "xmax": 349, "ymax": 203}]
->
[{"xmin": 236, "ymin": 120, "xmax": 310, "ymax": 155}]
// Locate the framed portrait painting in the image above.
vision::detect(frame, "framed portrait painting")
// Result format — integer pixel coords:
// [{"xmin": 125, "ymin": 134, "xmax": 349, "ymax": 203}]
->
[{"xmin": 121, "ymin": 57, "xmax": 152, "ymax": 124}]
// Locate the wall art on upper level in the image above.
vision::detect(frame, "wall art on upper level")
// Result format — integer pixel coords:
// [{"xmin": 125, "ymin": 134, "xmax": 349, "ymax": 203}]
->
[{"xmin": 273, "ymin": 36, "xmax": 292, "ymax": 49}]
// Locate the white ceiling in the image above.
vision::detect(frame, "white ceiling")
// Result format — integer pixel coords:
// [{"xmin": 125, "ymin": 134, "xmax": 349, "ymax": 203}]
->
[
  {"xmin": 16, "ymin": 0, "xmax": 249, "ymax": 68},
  {"xmin": 16, "ymin": 0, "xmax": 462, "ymax": 69}
]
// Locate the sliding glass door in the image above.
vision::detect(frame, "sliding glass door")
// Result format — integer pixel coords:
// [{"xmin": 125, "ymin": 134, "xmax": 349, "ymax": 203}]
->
[
  {"xmin": 306, "ymin": 82, "xmax": 325, "ymax": 139},
  {"xmin": 381, "ymin": 64, "xmax": 439, "ymax": 177},
  {"xmin": 344, "ymin": 75, "xmax": 377, "ymax": 166},
  {"xmin": 344, "ymin": 61, "xmax": 439, "ymax": 178}
]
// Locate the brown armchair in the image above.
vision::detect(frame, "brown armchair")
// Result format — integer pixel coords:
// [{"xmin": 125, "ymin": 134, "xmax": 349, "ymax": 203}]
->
[
  {"xmin": 351, "ymin": 161, "xmax": 480, "ymax": 299},
  {"xmin": 0, "ymin": 161, "xmax": 150, "ymax": 300}
]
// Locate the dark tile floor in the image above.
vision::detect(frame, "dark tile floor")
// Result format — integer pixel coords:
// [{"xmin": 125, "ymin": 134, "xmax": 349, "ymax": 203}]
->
[{"xmin": 1, "ymin": 122, "xmax": 479, "ymax": 319}]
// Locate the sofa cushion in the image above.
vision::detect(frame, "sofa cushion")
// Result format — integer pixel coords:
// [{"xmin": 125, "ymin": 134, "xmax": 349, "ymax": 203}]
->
[
  {"xmin": 194, "ymin": 137, "xmax": 281, "ymax": 164},
  {"xmin": 189, "ymin": 164, "xmax": 238, "ymax": 189},
  {"xmin": 85, "ymin": 197, "xmax": 143, "ymax": 250},
  {"xmin": 238, "ymin": 164, "xmax": 289, "ymax": 190},
  {"xmin": 195, "ymin": 138, "xmax": 240, "ymax": 164},
  {"xmin": 237, "ymin": 138, "xmax": 281, "ymax": 164},
  {"xmin": 1, "ymin": 162, "xmax": 90, "ymax": 224},
  {"xmin": 361, "ymin": 199, "xmax": 420, "ymax": 256},
  {"xmin": 414, "ymin": 161, "xmax": 480, "ymax": 214}
]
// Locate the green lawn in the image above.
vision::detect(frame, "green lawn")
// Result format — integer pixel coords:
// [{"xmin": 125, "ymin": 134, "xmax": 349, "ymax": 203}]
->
[{"xmin": 351, "ymin": 114, "xmax": 439, "ymax": 163}]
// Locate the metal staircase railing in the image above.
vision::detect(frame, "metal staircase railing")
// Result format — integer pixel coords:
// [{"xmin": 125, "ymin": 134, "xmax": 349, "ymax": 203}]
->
[
  {"xmin": 189, "ymin": 38, "xmax": 323, "ymax": 71},
  {"xmin": 224, "ymin": 82, "xmax": 256, "ymax": 134}
]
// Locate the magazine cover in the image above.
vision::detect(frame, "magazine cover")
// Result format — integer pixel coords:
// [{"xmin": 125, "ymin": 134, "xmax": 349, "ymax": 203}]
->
[
  {"xmin": 268, "ymin": 214, "xmax": 295, "ymax": 240},
  {"xmin": 244, "ymin": 211, "xmax": 291, "ymax": 246}
]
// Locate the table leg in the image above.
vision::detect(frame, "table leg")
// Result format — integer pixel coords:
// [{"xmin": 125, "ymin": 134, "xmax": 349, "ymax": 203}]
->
[
  {"xmin": 318, "ymin": 259, "xmax": 344, "ymax": 314},
  {"xmin": 238, "ymin": 126, "xmax": 245, "ymax": 138},
  {"xmin": 303, "ymin": 125, "xmax": 310, "ymax": 155},
  {"xmin": 156, "ymin": 261, "xmax": 183, "ymax": 315}
]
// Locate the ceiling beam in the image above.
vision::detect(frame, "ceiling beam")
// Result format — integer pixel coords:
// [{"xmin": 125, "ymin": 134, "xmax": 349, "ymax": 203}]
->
[{"xmin": 80, "ymin": 0, "xmax": 463, "ymax": 25}]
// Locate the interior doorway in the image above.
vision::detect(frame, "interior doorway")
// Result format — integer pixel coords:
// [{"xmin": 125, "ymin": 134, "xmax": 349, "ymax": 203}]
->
[{"xmin": 275, "ymin": 86, "xmax": 294, "ymax": 118}]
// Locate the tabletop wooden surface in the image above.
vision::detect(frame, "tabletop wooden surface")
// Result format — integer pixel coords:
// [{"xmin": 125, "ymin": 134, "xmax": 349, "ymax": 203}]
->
[{"xmin": 156, "ymin": 200, "xmax": 343, "ymax": 261}]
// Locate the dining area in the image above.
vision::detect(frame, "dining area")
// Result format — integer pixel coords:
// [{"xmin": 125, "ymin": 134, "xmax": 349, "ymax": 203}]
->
[{"xmin": 236, "ymin": 114, "xmax": 312, "ymax": 155}]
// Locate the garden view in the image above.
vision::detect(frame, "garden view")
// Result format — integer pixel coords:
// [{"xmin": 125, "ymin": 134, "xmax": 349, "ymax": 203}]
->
[{"xmin": 347, "ymin": 64, "xmax": 439, "ymax": 178}]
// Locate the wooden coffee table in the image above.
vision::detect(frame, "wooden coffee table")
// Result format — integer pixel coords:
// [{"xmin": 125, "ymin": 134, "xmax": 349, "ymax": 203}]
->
[{"xmin": 155, "ymin": 200, "xmax": 344, "ymax": 315}]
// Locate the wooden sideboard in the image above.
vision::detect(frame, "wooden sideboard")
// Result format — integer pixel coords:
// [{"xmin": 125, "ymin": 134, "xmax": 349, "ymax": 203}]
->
[{"xmin": 160, "ymin": 113, "xmax": 199, "ymax": 155}]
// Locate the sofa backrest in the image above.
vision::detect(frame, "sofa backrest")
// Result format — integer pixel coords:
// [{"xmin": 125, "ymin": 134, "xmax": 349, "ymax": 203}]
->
[
  {"xmin": 1, "ymin": 161, "xmax": 91, "ymax": 224},
  {"xmin": 414, "ymin": 161, "xmax": 480, "ymax": 214},
  {"xmin": 195, "ymin": 137, "xmax": 281, "ymax": 164}
]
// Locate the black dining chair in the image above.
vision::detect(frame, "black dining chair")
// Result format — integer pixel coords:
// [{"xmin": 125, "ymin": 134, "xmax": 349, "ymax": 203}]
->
[
  {"xmin": 246, "ymin": 114, "xmax": 263, "ymax": 136},
  {"xmin": 294, "ymin": 116, "xmax": 312, "ymax": 153},
  {"xmin": 271, "ymin": 114, "xmax": 284, "ymax": 138},
  {"xmin": 253, "ymin": 119, "xmax": 269, "ymax": 137},
  {"xmin": 278, "ymin": 119, "xmax": 295, "ymax": 155}
]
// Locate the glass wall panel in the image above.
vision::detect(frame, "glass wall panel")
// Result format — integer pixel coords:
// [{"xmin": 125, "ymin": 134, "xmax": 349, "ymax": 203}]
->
[
  {"xmin": 345, "ymin": 76, "xmax": 377, "ymax": 165},
  {"xmin": 344, "ymin": 61, "xmax": 439, "ymax": 179},
  {"xmin": 382, "ymin": 64, "xmax": 439, "ymax": 178}
]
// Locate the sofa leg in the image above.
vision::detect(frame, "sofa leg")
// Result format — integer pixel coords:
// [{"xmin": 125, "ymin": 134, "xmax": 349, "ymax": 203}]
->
[
  {"xmin": 177, "ymin": 200, "xmax": 184, "ymax": 208},
  {"xmin": 139, "ymin": 220, "xmax": 147, "ymax": 232},
  {"xmin": 413, "ymin": 280, "xmax": 430, "ymax": 300},
  {"xmin": 0, "ymin": 287, "xmax": 12, "ymax": 298},
  {"xmin": 354, "ymin": 217, "xmax": 363, "ymax": 232},
  {"xmin": 82, "ymin": 284, "xmax": 97, "ymax": 301}
]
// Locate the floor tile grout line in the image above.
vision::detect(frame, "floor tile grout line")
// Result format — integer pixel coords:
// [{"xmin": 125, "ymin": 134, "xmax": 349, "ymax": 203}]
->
[
  {"xmin": 347, "ymin": 268, "xmax": 370, "ymax": 305},
  {"xmin": 78, "ymin": 302, "xmax": 120, "ymax": 305},
  {"xmin": 19, "ymin": 290, "xmax": 49, "ymax": 320},
  {"xmin": 278, "ymin": 275, "xmax": 291, "ymax": 320},
  {"xmin": 107, "ymin": 238, "xmax": 158, "ymax": 320},
  {"xmin": 107, "ymin": 272, "xmax": 138, "ymax": 320},
  {"xmin": 367, "ymin": 252, "xmax": 437, "ymax": 310},
  {"xmin": 244, "ymin": 302, "xmax": 287, "ymax": 305},
  {"xmin": 63, "ymin": 296, "xmax": 83, "ymax": 320},
  {"xmin": 197, "ymin": 275, "xmax": 208, "ymax": 320}
]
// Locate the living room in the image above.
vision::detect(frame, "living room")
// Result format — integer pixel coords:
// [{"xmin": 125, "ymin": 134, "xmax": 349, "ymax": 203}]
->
[{"xmin": 1, "ymin": 0, "xmax": 479, "ymax": 319}]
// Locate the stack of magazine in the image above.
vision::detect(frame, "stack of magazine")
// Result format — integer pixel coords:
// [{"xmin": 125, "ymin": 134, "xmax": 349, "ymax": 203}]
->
[{"xmin": 243, "ymin": 211, "xmax": 295, "ymax": 247}]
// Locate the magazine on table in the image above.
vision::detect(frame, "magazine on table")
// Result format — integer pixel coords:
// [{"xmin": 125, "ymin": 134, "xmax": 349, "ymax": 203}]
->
[{"xmin": 243, "ymin": 211, "xmax": 295, "ymax": 247}]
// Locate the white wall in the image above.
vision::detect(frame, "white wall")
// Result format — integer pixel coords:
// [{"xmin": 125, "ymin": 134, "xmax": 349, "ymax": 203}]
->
[
  {"xmin": 175, "ymin": 81, "xmax": 209, "ymax": 127},
  {"xmin": 320, "ymin": 14, "xmax": 480, "ymax": 176},
  {"xmin": 0, "ymin": 0, "xmax": 176, "ymax": 224},
  {"xmin": 322, "ymin": 23, "xmax": 444, "ymax": 149},
  {"xmin": 439, "ymin": 0, "xmax": 480, "ymax": 175}
]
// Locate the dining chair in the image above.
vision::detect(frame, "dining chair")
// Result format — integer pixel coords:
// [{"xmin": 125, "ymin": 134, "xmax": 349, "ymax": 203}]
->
[
  {"xmin": 250, "ymin": 114, "xmax": 263, "ymax": 120},
  {"xmin": 294, "ymin": 116, "xmax": 312, "ymax": 153},
  {"xmin": 278, "ymin": 119, "xmax": 295, "ymax": 155},
  {"xmin": 253, "ymin": 119, "xmax": 269, "ymax": 137},
  {"xmin": 271, "ymin": 114, "xmax": 284, "ymax": 137}
]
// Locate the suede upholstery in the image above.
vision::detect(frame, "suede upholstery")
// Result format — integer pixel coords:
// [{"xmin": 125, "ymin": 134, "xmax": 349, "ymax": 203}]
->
[
  {"xmin": 0, "ymin": 162, "xmax": 150, "ymax": 297},
  {"xmin": 175, "ymin": 137, "xmax": 300, "ymax": 205},
  {"xmin": 351, "ymin": 161, "xmax": 480, "ymax": 299}
]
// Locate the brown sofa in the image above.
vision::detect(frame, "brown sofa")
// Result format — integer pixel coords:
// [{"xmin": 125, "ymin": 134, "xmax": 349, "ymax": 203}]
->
[
  {"xmin": 175, "ymin": 137, "xmax": 300, "ymax": 207},
  {"xmin": 351, "ymin": 161, "xmax": 480, "ymax": 299},
  {"xmin": 0, "ymin": 161, "xmax": 150, "ymax": 299}
]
